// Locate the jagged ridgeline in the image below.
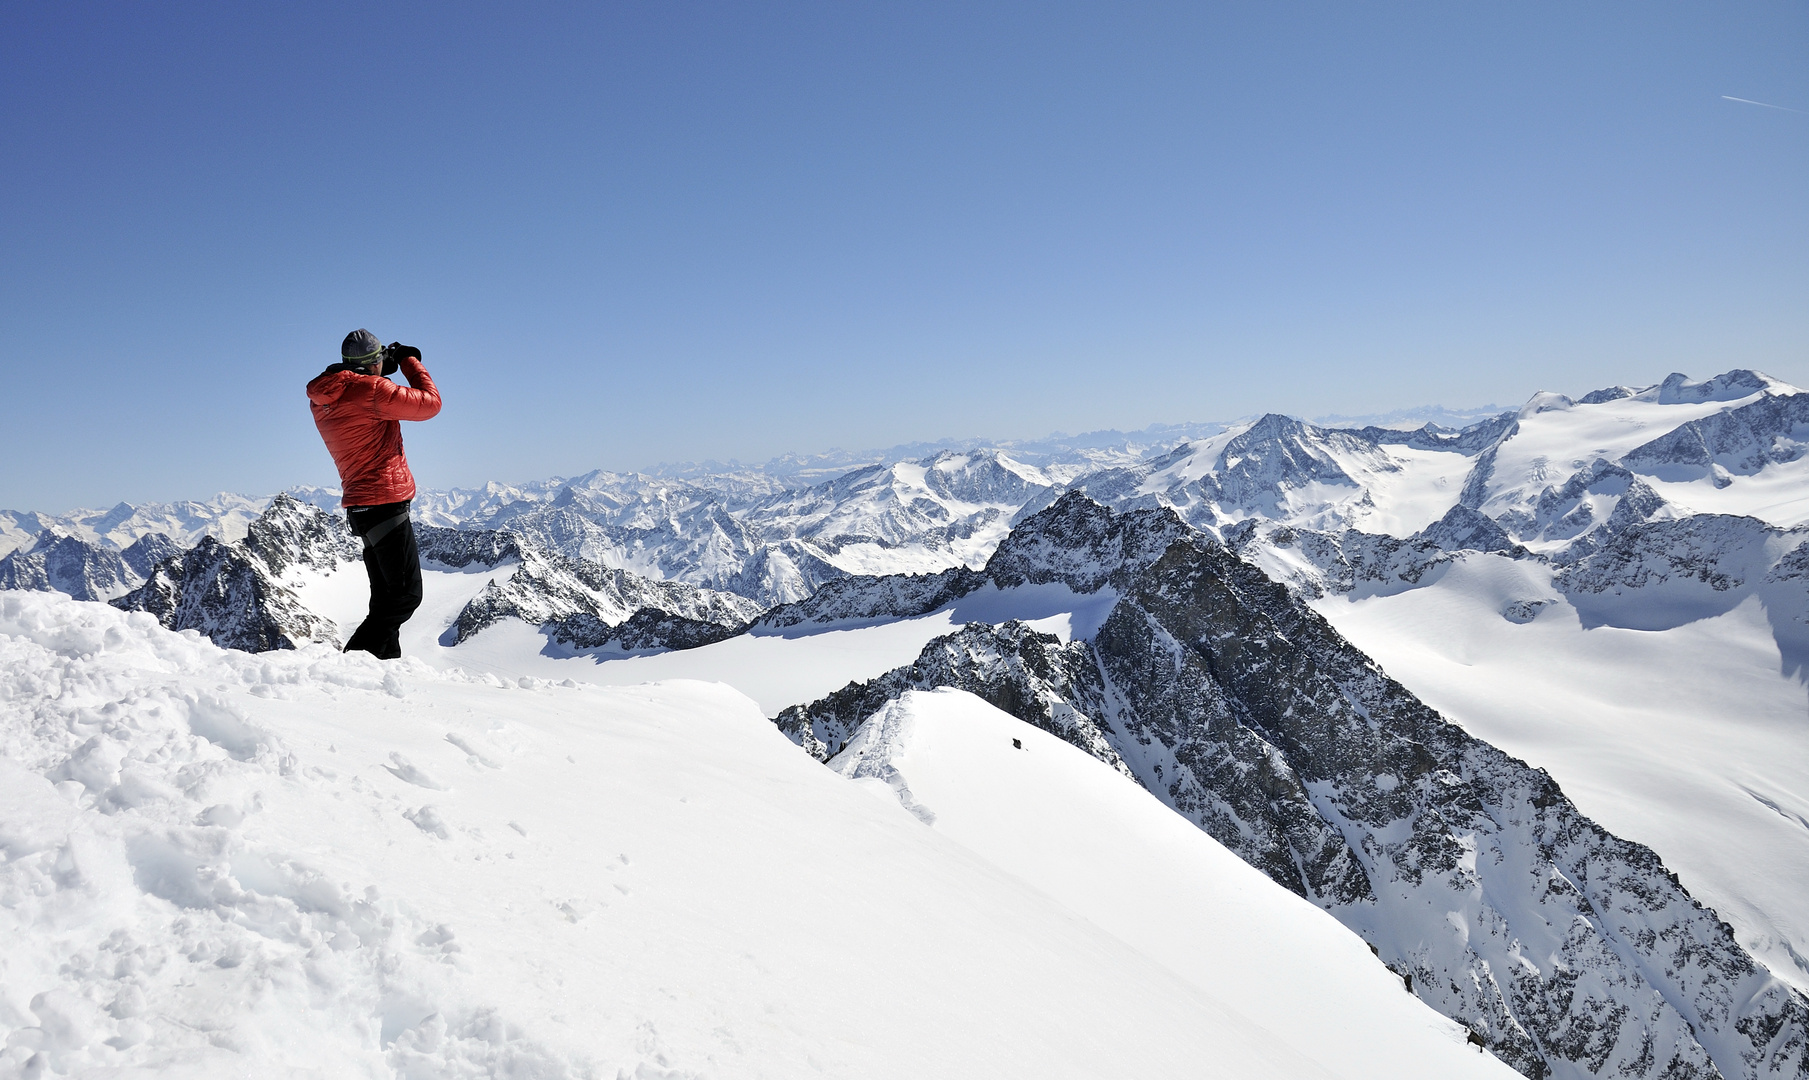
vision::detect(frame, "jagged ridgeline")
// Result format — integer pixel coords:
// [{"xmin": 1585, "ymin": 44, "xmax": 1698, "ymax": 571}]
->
[{"xmin": 776, "ymin": 493, "xmax": 1809, "ymax": 1080}]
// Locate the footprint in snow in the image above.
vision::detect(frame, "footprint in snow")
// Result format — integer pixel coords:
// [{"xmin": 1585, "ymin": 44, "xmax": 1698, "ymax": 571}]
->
[{"xmin": 383, "ymin": 752, "xmax": 448, "ymax": 790}]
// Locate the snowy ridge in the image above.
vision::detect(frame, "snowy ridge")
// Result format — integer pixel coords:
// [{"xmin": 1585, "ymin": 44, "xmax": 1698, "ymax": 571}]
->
[
  {"xmin": 0, "ymin": 591, "xmax": 1518, "ymax": 1079},
  {"xmin": 775, "ymin": 493, "xmax": 1809, "ymax": 1080}
]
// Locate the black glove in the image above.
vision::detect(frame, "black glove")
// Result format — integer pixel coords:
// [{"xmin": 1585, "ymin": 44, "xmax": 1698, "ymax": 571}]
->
[{"xmin": 382, "ymin": 342, "xmax": 420, "ymax": 376}]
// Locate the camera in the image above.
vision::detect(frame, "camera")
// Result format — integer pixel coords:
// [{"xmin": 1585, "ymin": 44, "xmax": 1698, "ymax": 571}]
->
[{"xmin": 381, "ymin": 343, "xmax": 402, "ymax": 377}]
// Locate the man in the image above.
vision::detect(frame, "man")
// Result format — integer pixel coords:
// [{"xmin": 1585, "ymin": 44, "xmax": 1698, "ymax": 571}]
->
[{"xmin": 307, "ymin": 329, "xmax": 442, "ymax": 659}]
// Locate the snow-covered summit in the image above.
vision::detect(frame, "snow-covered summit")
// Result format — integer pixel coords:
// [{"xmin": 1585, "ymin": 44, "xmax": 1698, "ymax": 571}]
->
[{"xmin": 0, "ymin": 589, "xmax": 1519, "ymax": 1079}]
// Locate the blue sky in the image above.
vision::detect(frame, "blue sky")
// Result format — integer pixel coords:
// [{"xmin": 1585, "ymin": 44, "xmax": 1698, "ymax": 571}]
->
[{"xmin": 2, "ymin": 2, "xmax": 1804, "ymax": 510}]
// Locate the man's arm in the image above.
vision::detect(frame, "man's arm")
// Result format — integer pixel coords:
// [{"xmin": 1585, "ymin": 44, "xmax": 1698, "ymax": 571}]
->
[{"xmin": 370, "ymin": 355, "xmax": 442, "ymax": 421}]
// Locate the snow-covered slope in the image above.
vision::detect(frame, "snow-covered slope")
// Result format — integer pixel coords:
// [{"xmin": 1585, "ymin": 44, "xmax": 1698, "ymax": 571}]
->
[
  {"xmin": 0, "ymin": 591, "xmax": 1517, "ymax": 1079},
  {"xmin": 1310, "ymin": 547, "xmax": 1809, "ymax": 999},
  {"xmin": 831, "ymin": 687, "xmax": 1513, "ymax": 1080}
]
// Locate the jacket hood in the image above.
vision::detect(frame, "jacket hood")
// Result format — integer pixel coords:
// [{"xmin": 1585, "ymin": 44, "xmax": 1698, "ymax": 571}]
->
[{"xmin": 307, "ymin": 367, "xmax": 360, "ymax": 406}]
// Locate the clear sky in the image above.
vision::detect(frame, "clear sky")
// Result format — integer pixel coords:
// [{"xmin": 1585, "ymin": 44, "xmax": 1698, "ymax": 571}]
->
[{"xmin": 2, "ymin": 2, "xmax": 1804, "ymax": 510}]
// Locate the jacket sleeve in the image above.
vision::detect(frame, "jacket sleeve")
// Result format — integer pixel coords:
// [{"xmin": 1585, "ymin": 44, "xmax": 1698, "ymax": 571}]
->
[{"xmin": 369, "ymin": 356, "xmax": 442, "ymax": 421}]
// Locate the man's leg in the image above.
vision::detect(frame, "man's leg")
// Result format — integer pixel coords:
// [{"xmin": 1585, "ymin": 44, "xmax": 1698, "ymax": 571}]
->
[
  {"xmin": 344, "ymin": 545, "xmax": 389, "ymax": 656},
  {"xmin": 345, "ymin": 511, "xmax": 423, "ymax": 659}
]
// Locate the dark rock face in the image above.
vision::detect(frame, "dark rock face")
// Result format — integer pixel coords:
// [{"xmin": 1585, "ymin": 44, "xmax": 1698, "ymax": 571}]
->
[
  {"xmin": 1457, "ymin": 420, "xmax": 1523, "ymax": 510},
  {"xmin": 242, "ymin": 492, "xmax": 361, "ymax": 578},
  {"xmin": 446, "ymin": 549, "xmax": 766, "ymax": 648},
  {"xmin": 1228, "ymin": 523, "xmax": 1453, "ymax": 600},
  {"xmin": 1335, "ymin": 412, "xmax": 1519, "ymax": 455},
  {"xmin": 108, "ymin": 494, "xmax": 360, "ymax": 652},
  {"xmin": 112, "ymin": 536, "xmax": 339, "ymax": 652},
  {"xmin": 756, "ymin": 567, "xmax": 986, "ymax": 629},
  {"xmin": 1555, "ymin": 515, "xmax": 1809, "ymax": 659},
  {"xmin": 0, "ymin": 530, "xmax": 134, "ymax": 601},
  {"xmin": 776, "ymin": 493, "xmax": 1809, "ymax": 1080},
  {"xmin": 120, "ymin": 533, "xmax": 182, "ymax": 579},
  {"xmin": 415, "ymin": 525, "xmax": 523, "ymax": 569},
  {"xmin": 775, "ymin": 620, "xmax": 1125, "ymax": 771},
  {"xmin": 1413, "ymin": 504, "xmax": 1524, "ymax": 555},
  {"xmin": 413, "ymin": 521, "xmax": 766, "ymax": 652},
  {"xmin": 546, "ymin": 607, "xmax": 750, "ymax": 652},
  {"xmin": 1577, "ymin": 385, "xmax": 1645, "ymax": 405}
]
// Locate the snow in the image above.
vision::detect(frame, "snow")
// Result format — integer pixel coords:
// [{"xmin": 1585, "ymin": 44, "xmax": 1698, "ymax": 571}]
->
[
  {"xmin": 1476, "ymin": 390, "xmax": 1771, "ymax": 517},
  {"xmin": 0, "ymin": 591, "xmax": 1515, "ymax": 1078},
  {"xmin": 830, "ymin": 688, "xmax": 1519, "ymax": 1080},
  {"xmin": 1644, "ymin": 455, "xmax": 1809, "ymax": 527},
  {"xmin": 294, "ymin": 566, "xmax": 1116, "ymax": 717},
  {"xmin": 1333, "ymin": 444, "xmax": 1471, "ymax": 537},
  {"xmin": 1312, "ymin": 553, "xmax": 1809, "ymax": 993},
  {"xmin": 571, "ymin": 581, "xmax": 1116, "ymax": 715}
]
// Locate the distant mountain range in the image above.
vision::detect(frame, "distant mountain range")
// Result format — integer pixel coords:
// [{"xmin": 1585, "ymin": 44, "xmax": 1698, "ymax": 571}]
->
[{"xmin": 8, "ymin": 369, "xmax": 1809, "ymax": 1079}]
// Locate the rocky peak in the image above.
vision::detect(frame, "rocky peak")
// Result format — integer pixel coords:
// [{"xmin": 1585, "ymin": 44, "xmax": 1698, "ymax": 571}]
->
[
  {"xmin": 112, "ymin": 536, "xmax": 339, "ymax": 652},
  {"xmin": 0, "ymin": 528, "xmax": 134, "ymax": 601},
  {"xmin": 1411, "ymin": 504, "xmax": 1523, "ymax": 555},
  {"xmin": 242, "ymin": 492, "xmax": 361, "ymax": 578},
  {"xmin": 984, "ymin": 491, "xmax": 1196, "ymax": 594},
  {"xmin": 120, "ymin": 532, "xmax": 182, "ymax": 579},
  {"xmin": 1649, "ymin": 368, "xmax": 1777, "ymax": 405}
]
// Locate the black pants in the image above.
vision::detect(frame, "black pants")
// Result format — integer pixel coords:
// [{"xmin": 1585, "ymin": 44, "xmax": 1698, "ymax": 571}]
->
[{"xmin": 344, "ymin": 501, "xmax": 423, "ymax": 660}]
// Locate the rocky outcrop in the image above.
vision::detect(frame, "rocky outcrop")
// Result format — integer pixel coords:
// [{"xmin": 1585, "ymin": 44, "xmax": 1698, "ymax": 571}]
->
[
  {"xmin": 757, "ymin": 566, "xmax": 987, "ymax": 629},
  {"xmin": 242, "ymin": 492, "xmax": 361, "ymax": 578},
  {"xmin": 446, "ymin": 549, "xmax": 766, "ymax": 648},
  {"xmin": 775, "ymin": 620, "xmax": 1124, "ymax": 772},
  {"xmin": 1625, "ymin": 392, "xmax": 1809, "ymax": 483},
  {"xmin": 112, "ymin": 536, "xmax": 340, "ymax": 652},
  {"xmin": 1483, "ymin": 459, "xmax": 1670, "ymax": 563},
  {"xmin": 108, "ymin": 495, "xmax": 359, "ymax": 652},
  {"xmin": 1413, "ymin": 504, "xmax": 1525, "ymax": 555},
  {"xmin": 0, "ymin": 529, "xmax": 135, "ymax": 601},
  {"xmin": 1556, "ymin": 514, "xmax": 1809, "ymax": 646},
  {"xmin": 775, "ymin": 493, "xmax": 1809, "ymax": 1080},
  {"xmin": 1228, "ymin": 523, "xmax": 1452, "ymax": 600},
  {"xmin": 545, "ymin": 607, "xmax": 751, "ymax": 652},
  {"xmin": 120, "ymin": 532, "xmax": 182, "ymax": 579},
  {"xmin": 415, "ymin": 524, "xmax": 524, "ymax": 569}
]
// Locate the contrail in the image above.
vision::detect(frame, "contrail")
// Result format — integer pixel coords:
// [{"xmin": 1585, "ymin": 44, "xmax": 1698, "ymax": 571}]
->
[{"xmin": 1721, "ymin": 95, "xmax": 1803, "ymax": 114}]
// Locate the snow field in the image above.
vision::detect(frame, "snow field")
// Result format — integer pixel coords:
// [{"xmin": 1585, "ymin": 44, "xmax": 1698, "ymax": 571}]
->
[
  {"xmin": 1314, "ymin": 552, "xmax": 1809, "ymax": 994},
  {"xmin": 0, "ymin": 591, "xmax": 1512, "ymax": 1078},
  {"xmin": 830, "ymin": 688, "xmax": 1519, "ymax": 1080}
]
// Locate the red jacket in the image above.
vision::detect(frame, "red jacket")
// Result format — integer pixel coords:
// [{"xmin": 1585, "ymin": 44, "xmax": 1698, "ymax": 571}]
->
[{"xmin": 307, "ymin": 356, "xmax": 442, "ymax": 507}]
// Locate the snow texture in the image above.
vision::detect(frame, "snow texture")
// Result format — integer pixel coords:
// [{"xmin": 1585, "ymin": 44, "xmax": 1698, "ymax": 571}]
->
[{"xmin": 0, "ymin": 590, "xmax": 1517, "ymax": 1080}]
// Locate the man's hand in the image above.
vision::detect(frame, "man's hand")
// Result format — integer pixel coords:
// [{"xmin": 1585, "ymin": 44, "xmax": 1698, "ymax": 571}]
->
[{"xmin": 387, "ymin": 342, "xmax": 421, "ymax": 362}]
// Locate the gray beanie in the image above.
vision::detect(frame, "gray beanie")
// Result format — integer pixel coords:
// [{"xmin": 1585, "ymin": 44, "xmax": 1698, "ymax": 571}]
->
[{"xmin": 341, "ymin": 329, "xmax": 383, "ymax": 364}]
